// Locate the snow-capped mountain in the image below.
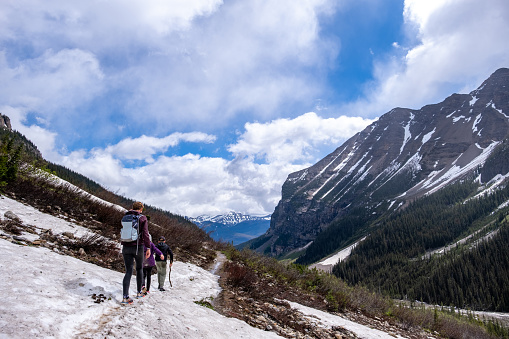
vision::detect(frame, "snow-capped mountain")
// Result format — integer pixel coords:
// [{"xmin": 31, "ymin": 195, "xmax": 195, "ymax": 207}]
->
[
  {"xmin": 190, "ymin": 211, "xmax": 271, "ymax": 226},
  {"xmin": 189, "ymin": 212, "xmax": 271, "ymax": 245},
  {"xmin": 258, "ymin": 68, "xmax": 509, "ymax": 257}
]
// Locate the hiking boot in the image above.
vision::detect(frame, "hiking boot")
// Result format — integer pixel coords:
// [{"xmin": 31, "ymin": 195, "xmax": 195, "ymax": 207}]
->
[
  {"xmin": 136, "ymin": 292, "xmax": 146, "ymax": 298},
  {"xmin": 121, "ymin": 297, "xmax": 133, "ymax": 305},
  {"xmin": 159, "ymin": 287, "xmax": 166, "ymax": 292}
]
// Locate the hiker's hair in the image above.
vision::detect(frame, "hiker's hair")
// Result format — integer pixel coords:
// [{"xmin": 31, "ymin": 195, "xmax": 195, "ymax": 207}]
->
[{"xmin": 132, "ymin": 202, "xmax": 144, "ymax": 211}]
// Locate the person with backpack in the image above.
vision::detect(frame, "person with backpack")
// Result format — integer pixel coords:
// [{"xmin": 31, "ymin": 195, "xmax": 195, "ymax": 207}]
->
[
  {"xmin": 155, "ymin": 236, "xmax": 173, "ymax": 291},
  {"xmin": 141, "ymin": 237, "xmax": 164, "ymax": 295},
  {"xmin": 120, "ymin": 201, "xmax": 151, "ymax": 305}
]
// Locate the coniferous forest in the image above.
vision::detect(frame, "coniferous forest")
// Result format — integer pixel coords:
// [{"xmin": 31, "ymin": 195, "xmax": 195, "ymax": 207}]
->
[{"xmin": 329, "ymin": 178, "xmax": 509, "ymax": 311}]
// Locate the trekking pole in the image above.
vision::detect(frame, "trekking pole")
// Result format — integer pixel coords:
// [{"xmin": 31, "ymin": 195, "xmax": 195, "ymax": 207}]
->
[{"xmin": 168, "ymin": 265, "xmax": 173, "ymax": 287}]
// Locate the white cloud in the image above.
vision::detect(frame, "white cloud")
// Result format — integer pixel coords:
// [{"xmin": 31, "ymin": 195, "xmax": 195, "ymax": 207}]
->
[
  {"xmin": 0, "ymin": 0, "xmax": 352, "ymax": 217},
  {"xmin": 0, "ymin": 0, "xmax": 340, "ymax": 134},
  {"xmin": 347, "ymin": 0, "xmax": 509, "ymax": 117},
  {"xmin": 229, "ymin": 112, "xmax": 374, "ymax": 164},
  {"xmin": 102, "ymin": 132, "xmax": 217, "ymax": 163},
  {"xmin": 0, "ymin": 49, "xmax": 104, "ymax": 115}
]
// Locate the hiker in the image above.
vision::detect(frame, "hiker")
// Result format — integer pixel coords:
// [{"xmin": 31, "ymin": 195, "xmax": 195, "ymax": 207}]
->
[
  {"xmin": 120, "ymin": 201, "xmax": 151, "ymax": 305},
  {"xmin": 142, "ymin": 237, "xmax": 164, "ymax": 294},
  {"xmin": 155, "ymin": 236, "xmax": 173, "ymax": 291}
]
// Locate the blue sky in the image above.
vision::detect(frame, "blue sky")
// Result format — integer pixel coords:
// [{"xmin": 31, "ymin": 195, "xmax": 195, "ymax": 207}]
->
[{"xmin": 1, "ymin": 0, "xmax": 508, "ymax": 217}]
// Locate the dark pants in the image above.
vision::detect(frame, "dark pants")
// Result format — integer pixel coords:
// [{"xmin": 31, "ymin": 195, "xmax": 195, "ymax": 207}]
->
[
  {"xmin": 143, "ymin": 266, "xmax": 154, "ymax": 291},
  {"xmin": 122, "ymin": 245, "xmax": 144, "ymax": 297}
]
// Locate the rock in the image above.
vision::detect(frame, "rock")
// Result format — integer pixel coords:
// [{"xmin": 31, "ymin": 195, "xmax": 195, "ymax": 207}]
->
[
  {"xmin": 62, "ymin": 232, "xmax": 75, "ymax": 239},
  {"xmin": 78, "ymin": 248, "xmax": 87, "ymax": 256},
  {"xmin": 12, "ymin": 235, "xmax": 27, "ymax": 242},
  {"xmin": 4, "ymin": 211, "xmax": 21, "ymax": 222}
]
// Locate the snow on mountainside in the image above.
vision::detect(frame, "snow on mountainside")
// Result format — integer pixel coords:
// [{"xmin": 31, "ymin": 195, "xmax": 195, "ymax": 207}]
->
[
  {"xmin": 189, "ymin": 212, "xmax": 271, "ymax": 245},
  {"xmin": 190, "ymin": 211, "xmax": 271, "ymax": 226},
  {"xmin": 259, "ymin": 67, "xmax": 509, "ymax": 257}
]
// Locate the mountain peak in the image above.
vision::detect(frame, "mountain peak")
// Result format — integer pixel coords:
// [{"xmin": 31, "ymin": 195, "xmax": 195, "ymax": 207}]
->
[
  {"xmin": 256, "ymin": 67, "xmax": 509, "ymax": 257},
  {"xmin": 189, "ymin": 211, "xmax": 270, "ymax": 226}
]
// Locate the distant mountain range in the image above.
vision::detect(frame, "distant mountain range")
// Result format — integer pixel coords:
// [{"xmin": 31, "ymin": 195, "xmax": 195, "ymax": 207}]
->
[{"xmin": 188, "ymin": 212, "xmax": 271, "ymax": 245}]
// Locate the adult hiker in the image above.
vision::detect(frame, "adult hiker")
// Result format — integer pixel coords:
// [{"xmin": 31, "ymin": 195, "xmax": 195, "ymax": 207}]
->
[
  {"xmin": 142, "ymin": 236, "xmax": 164, "ymax": 294},
  {"xmin": 120, "ymin": 201, "xmax": 151, "ymax": 305},
  {"xmin": 155, "ymin": 236, "xmax": 173, "ymax": 291}
]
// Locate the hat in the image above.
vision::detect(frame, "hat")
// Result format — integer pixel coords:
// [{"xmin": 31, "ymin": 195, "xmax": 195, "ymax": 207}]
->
[{"xmin": 159, "ymin": 236, "xmax": 165, "ymax": 241}]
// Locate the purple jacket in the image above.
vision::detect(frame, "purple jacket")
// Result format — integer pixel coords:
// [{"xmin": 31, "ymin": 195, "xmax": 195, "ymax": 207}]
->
[{"xmin": 144, "ymin": 242, "xmax": 163, "ymax": 267}]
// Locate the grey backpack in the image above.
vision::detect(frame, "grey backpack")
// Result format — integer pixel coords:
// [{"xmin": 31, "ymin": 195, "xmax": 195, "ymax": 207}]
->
[{"xmin": 120, "ymin": 214, "xmax": 141, "ymax": 242}]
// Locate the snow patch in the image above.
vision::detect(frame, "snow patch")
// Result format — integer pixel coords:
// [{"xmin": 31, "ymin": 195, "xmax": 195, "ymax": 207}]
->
[
  {"xmin": 423, "ymin": 141, "xmax": 500, "ymax": 195},
  {"xmin": 472, "ymin": 114, "xmax": 482, "ymax": 133},
  {"xmin": 287, "ymin": 302, "xmax": 405, "ymax": 339},
  {"xmin": 316, "ymin": 237, "xmax": 367, "ymax": 266},
  {"xmin": 399, "ymin": 115, "xmax": 413, "ymax": 155},
  {"xmin": 421, "ymin": 128, "xmax": 435, "ymax": 144},
  {"xmin": 490, "ymin": 102, "xmax": 509, "ymax": 119}
]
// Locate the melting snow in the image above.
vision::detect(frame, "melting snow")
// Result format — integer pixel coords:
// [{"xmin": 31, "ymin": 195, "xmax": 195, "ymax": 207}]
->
[
  {"xmin": 316, "ymin": 237, "xmax": 367, "ymax": 266},
  {"xmin": 287, "ymin": 302, "xmax": 405, "ymax": 339},
  {"xmin": 490, "ymin": 102, "xmax": 509, "ymax": 119},
  {"xmin": 0, "ymin": 195, "xmax": 408, "ymax": 339},
  {"xmin": 452, "ymin": 115, "xmax": 466, "ymax": 123},
  {"xmin": 399, "ymin": 114, "xmax": 414, "ymax": 155},
  {"xmin": 446, "ymin": 110, "xmax": 457, "ymax": 118},
  {"xmin": 422, "ymin": 128, "xmax": 435, "ymax": 144},
  {"xmin": 472, "ymin": 114, "xmax": 482, "ymax": 133},
  {"xmin": 423, "ymin": 141, "xmax": 500, "ymax": 195}
]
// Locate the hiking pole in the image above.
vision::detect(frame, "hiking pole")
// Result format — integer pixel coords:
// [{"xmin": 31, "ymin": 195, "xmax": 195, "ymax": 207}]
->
[{"xmin": 168, "ymin": 265, "xmax": 173, "ymax": 287}]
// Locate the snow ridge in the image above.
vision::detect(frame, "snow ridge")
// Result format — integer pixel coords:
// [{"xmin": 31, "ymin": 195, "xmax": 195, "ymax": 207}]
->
[{"xmin": 190, "ymin": 211, "xmax": 270, "ymax": 225}]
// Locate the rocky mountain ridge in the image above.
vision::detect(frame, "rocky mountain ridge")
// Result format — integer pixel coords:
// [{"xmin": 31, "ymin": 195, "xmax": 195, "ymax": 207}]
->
[
  {"xmin": 257, "ymin": 67, "xmax": 509, "ymax": 257},
  {"xmin": 189, "ymin": 211, "xmax": 271, "ymax": 226},
  {"xmin": 189, "ymin": 212, "xmax": 271, "ymax": 245}
]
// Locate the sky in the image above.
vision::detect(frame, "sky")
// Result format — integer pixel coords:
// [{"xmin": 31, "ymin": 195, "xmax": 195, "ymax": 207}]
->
[
  {"xmin": 1, "ymin": 0, "xmax": 508, "ymax": 217},
  {"xmin": 0, "ymin": 194, "xmax": 408, "ymax": 338}
]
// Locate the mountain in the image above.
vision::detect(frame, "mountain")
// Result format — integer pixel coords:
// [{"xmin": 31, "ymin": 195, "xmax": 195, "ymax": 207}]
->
[
  {"xmin": 1, "ymin": 115, "xmax": 503, "ymax": 336},
  {"xmin": 251, "ymin": 67, "xmax": 509, "ymax": 259},
  {"xmin": 189, "ymin": 212, "xmax": 270, "ymax": 245},
  {"xmin": 244, "ymin": 67, "xmax": 509, "ymax": 312}
]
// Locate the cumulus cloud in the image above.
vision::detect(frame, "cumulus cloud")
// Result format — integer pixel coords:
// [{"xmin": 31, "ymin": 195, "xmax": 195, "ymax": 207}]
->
[
  {"xmin": 228, "ymin": 113, "xmax": 374, "ymax": 164},
  {"xmin": 102, "ymin": 132, "xmax": 216, "ymax": 163},
  {"xmin": 345, "ymin": 0, "xmax": 509, "ymax": 117},
  {"xmin": 0, "ymin": 0, "xmax": 340, "ymax": 137}
]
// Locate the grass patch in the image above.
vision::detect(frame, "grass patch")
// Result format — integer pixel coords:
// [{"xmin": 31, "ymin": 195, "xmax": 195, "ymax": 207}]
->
[{"xmin": 194, "ymin": 298, "xmax": 214, "ymax": 310}]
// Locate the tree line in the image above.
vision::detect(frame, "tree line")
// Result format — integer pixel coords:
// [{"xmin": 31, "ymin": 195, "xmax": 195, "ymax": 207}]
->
[{"xmin": 331, "ymin": 179, "xmax": 509, "ymax": 311}]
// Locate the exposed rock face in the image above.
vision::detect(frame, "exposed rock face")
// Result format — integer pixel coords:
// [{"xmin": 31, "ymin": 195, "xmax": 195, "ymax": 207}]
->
[
  {"xmin": 260, "ymin": 68, "xmax": 509, "ymax": 256},
  {"xmin": 0, "ymin": 114, "xmax": 12, "ymax": 130},
  {"xmin": 0, "ymin": 114, "xmax": 43, "ymax": 159}
]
